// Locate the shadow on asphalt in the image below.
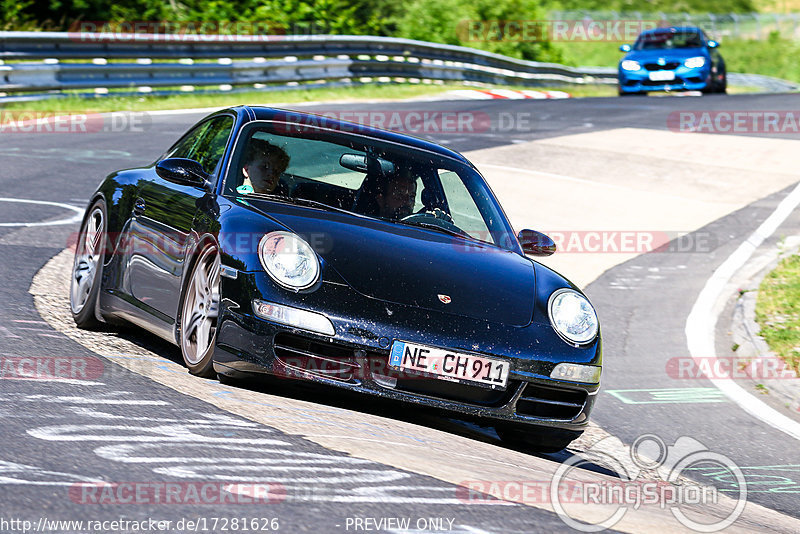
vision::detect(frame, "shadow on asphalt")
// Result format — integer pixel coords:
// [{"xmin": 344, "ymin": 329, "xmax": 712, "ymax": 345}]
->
[{"xmin": 96, "ymin": 321, "xmax": 623, "ymax": 480}]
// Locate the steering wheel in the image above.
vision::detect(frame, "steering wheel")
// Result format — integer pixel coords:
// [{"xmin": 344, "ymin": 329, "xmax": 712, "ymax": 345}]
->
[
  {"xmin": 405, "ymin": 207, "xmax": 452, "ymax": 222},
  {"xmin": 400, "ymin": 209, "xmax": 465, "ymax": 235}
]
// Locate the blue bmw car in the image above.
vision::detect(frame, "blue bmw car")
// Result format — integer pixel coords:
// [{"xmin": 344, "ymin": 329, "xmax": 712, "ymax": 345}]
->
[{"xmin": 618, "ymin": 26, "xmax": 726, "ymax": 96}]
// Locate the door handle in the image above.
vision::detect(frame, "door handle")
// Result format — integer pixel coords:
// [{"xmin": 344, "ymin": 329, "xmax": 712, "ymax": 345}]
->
[{"xmin": 133, "ymin": 197, "xmax": 146, "ymax": 214}]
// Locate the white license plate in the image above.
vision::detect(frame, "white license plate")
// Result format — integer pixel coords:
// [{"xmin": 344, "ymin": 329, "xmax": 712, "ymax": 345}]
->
[
  {"xmin": 648, "ymin": 70, "xmax": 675, "ymax": 81},
  {"xmin": 388, "ymin": 341, "xmax": 510, "ymax": 389}
]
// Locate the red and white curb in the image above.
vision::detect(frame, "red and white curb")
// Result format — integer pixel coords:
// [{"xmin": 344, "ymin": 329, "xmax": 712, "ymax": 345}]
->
[{"xmin": 445, "ymin": 89, "xmax": 571, "ymax": 100}]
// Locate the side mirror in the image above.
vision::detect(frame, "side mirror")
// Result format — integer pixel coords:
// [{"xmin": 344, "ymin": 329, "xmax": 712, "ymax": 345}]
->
[
  {"xmin": 156, "ymin": 158, "xmax": 211, "ymax": 190},
  {"xmin": 518, "ymin": 230, "xmax": 556, "ymax": 257},
  {"xmin": 620, "ymin": 44, "xmax": 631, "ymax": 52},
  {"xmin": 707, "ymin": 40, "xmax": 719, "ymax": 48}
]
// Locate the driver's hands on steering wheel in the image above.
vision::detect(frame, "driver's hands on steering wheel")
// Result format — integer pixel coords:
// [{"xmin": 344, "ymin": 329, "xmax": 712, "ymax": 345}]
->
[
  {"xmin": 431, "ymin": 207, "xmax": 452, "ymax": 222},
  {"xmin": 408, "ymin": 206, "xmax": 452, "ymax": 223}
]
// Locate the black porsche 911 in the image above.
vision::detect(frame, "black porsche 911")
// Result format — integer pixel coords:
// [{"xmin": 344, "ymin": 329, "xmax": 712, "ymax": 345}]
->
[{"xmin": 70, "ymin": 106, "xmax": 601, "ymax": 452}]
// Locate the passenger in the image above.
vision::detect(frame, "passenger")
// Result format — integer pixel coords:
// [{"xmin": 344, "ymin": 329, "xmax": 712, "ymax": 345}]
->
[
  {"xmin": 237, "ymin": 139, "xmax": 290, "ymax": 195},
  {"xmin": 375, "ymin": 168, "xmax": 418, "ymax": 219}
]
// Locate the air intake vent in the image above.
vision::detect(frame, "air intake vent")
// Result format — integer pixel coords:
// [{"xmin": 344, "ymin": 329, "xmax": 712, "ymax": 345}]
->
[
  {"xmin": 273, "ymin": 333, "xmax": 360, "ymax": 381},
  {"xmin": 515, "ymin": 383, "xmax": 586, "ymax": 420}
]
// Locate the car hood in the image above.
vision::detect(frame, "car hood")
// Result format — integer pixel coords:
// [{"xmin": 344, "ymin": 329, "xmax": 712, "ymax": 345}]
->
[
  {"xmin": 252, "ymin": 201, "xmax": 536, "ymax": 327},
  {"xmin": 623, "ymin": 48, "xmax": 708, "ymax": 63}
]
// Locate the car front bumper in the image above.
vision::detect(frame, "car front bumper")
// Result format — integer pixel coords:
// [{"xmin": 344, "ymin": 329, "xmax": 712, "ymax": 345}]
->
[
  {"xmin": 618, "ymin": 66, "xmax": 711, "ymax": 93},
  {"xmin": 212, "ymin": 272, "xmax": 601, "ymax": 432}
]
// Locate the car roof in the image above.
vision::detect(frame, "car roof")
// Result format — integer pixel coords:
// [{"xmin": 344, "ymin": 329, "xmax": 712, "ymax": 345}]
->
[{"xmin": 225, "ymin": 106, "xmax": 472, "ymax": 165}]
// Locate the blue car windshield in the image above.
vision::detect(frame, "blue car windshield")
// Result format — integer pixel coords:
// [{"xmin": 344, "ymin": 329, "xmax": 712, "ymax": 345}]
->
[{"xmin": 635, "ymin": 30, "xmax": 703, "ymax": 50}]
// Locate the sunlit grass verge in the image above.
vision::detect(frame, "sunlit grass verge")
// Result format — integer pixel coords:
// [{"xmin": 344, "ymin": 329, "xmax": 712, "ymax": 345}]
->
[
  {"xmin": 0, "ymin": 82, "xmax": 620, "ymax": 113},
  {"xmin": 755, "ymin": 253, "xmax": 800, "ymax": 377}
]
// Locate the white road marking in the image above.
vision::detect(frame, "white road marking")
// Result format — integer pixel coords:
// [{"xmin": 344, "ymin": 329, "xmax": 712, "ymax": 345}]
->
[
  {"xmin": 0, "ymin": 326, "xmax": 20, "ymax": 338},
  {"xmin": 3, "ymin": 378, "xmax": 105, "ymax": 385},
  {"xmin": 24, "ymin": 395, "xmax": 168, "ymax": 405},
  {"xmin": 0, "ymin": 460, "xmax": 103, "ymax": 486},
  {"xmin": 685, "ymin": 181, "xmax": 800, "ymax": 441},
  {"xmin": 0, "ymin": 197, "xmax": 83, "ymax": 227}
]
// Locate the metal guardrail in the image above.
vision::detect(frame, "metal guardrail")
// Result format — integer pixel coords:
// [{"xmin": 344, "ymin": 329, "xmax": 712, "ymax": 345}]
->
[
  {"xmin": 0, "ymin": 32, "xmax": 617, "ymax": 96},
  {"xmin": 0, "ymin": 32, "xmax": 795, "ymax": 98}
]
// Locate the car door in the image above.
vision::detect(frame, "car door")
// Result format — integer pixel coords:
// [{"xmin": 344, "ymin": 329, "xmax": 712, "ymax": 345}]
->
[{"xmin": 127, "ymin": 114, "xmax": 234, "ymax": 322}]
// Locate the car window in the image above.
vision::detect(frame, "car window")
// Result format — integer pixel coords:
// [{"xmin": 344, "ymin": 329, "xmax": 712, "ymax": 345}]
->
[
  {"xmin": 168, "ymin": 116, "xmax": 234, "ymax": 175},
  {"xmin": 438, "ymin": 169, "xmax": 491, "ymax": 241},
  {"xmin": 636, "ymin": 30, "xmax": 703, "ymax": 50},
  {"xmin": 224, "ymin": 122, "xmax": 515, "ymax": 250}
]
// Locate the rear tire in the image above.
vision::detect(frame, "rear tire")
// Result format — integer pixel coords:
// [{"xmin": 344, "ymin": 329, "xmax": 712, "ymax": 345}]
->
[
  {"xmin": 179, "ymin": 244, "xmax": 221, "ymax": 377},
  {"xmin": 70, "ymin": 200, "xmax": 107, "ymax": 329},
  {"xmin": 717, "ymin": 72, "xmax": 727, "ymax": 94},
  {"xmin": 495, "ymin": 424, "xmax": 582, "ymax": 453}
]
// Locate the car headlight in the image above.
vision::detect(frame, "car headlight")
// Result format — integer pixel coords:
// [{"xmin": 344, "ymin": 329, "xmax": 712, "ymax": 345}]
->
[
  {"xmin": 548, "ymin": 289, "xmax": 599, "ymax": 345},
  {"xmin": 258, "ymin": 231, "xmax": 319, "ymax": 290},
  {"xmin": 684, "ymin": 56, "xmax": 706, "ymax": 69},
  {"xmin": 621, "ymin": 60, "xmax": 641, "ymax": 71}
]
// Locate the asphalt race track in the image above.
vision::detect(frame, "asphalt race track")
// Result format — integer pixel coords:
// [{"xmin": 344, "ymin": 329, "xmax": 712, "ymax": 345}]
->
[{"xmin": 1, "ymin": 93, "xmax": 800, "ymax": 533}]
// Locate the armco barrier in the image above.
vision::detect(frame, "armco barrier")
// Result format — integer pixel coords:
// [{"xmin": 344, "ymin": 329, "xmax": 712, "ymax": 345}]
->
[
  {"xmin": 0, "ymin": 32, "xmax": 795, "ymax": 97},
  {"xmin": 0, "ymin": 32, "xmax": 616, "ymax": 96}
]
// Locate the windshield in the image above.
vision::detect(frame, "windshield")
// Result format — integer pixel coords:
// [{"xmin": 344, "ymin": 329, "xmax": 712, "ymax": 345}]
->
[
  {"xmin": 224, "ymin": 120, "xmax": 514, "ymax": 249},
  {"xmin": 635, "ymin": 30, "xmax": 703, "ymax": 50}
]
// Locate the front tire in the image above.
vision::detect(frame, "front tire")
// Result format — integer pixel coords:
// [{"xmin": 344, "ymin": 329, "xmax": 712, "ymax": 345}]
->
[
  {"xmin": 179, "ymin": 244, "xmax": 221, "ymax": 377},
  {"xmin": 70, "ymin": 200, "xmax": 107, "ymax": 328}
]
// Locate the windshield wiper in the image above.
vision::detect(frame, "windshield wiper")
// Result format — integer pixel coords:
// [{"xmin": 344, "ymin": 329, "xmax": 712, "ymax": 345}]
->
[
  {"xmin": 398, "ymin": 219, "xmax": 485, "ymax": 244},
  {"xmin": 244, "ymin": 193, "xmax": 357, "ymax": 216}
]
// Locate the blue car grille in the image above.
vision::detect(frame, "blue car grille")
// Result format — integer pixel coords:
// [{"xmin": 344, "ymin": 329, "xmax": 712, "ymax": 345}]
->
[
  {"xmin": 641, "ymin": 77, "xmax": 685, "ymax": 87},
  {"xmin": 644, "ymin": 62, "xmax": 680, "ymax": 71}
]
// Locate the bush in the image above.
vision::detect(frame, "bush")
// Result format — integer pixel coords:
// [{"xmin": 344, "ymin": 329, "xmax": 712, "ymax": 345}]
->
[{"xmin": 397, "ymin": 0, "xmax": 565, "ymax": 62}]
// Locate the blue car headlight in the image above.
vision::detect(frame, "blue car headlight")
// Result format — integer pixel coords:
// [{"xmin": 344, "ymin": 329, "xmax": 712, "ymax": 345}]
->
[
  {"xmin": 621, "ymin": 60, "xmax": 641, "ymax": 71},
  {"xmin": 684, "ymin": 56, "xmax": 706, "ymax": 69}
]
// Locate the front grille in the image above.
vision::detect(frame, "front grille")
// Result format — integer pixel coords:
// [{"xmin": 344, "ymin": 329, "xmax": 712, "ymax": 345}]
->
[
  {"xmin": 644, "ymin": 62, "xmax": 680, "ymax": 71},
  {"xmin": 273, "ymin": 333, "xmax": 360, "ymax": 381},
  {"xmin": 392, "ymin": 376, "xmax": 519, "ymax": 407},
  {"xmin": 515, "ymin": 383, "xmax": 586, "ymax": 420},
  {"xmin": 641, "ymin": 77, "xmax": 684, "ymax": 87}
]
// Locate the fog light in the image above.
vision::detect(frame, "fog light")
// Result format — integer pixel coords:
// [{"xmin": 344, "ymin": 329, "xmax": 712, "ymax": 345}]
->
[
  {"xmin": 253, "ymin": 300, "xmax": 335, "ymax": 336},
  {"xmin": 551, "ymin": 363, "xmax": 601, "ymax": 383}
]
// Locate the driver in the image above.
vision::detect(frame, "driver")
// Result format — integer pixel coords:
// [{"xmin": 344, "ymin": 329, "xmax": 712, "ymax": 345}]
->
[
  {"xmin": 375, "ymin": 167, "xmax": 417, "ymax": 219},
  {"xmin": 237, "ymin": 139, "xmax": 290, "ymax": 195}
]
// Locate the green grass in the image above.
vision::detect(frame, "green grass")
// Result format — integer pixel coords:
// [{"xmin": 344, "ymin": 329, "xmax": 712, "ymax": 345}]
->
[
  {"xmin": 755, "ymin": 253, "xmax": 800, "ymax": 377},
  {"xmin": 0, "ymin": 82, "xmax": 617, "ymax": 112}
]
